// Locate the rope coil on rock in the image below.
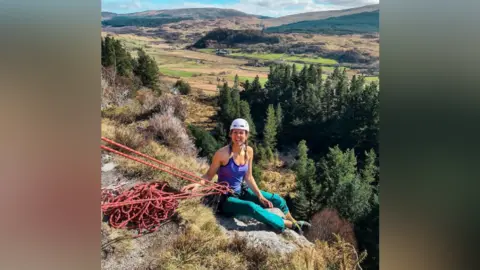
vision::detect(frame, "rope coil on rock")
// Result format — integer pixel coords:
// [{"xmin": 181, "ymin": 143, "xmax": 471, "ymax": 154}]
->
[{"xmin": 101, "ymin": 137, "xmax": 231, "ymax": 235}]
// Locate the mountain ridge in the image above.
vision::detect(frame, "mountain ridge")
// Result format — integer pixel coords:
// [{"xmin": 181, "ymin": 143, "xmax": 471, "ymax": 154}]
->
[
  {"xmin": 102, "ymin": 7, "xmax": 269, "ymax": 20},
  {"xmin": 263, "ymin": 4, "xmax": 379, "ymax": 27},
  {"xmin": 265, "ymin": 10, "xmax": 380, "ymax": 35},
  {"xmin": 101, "ymin": 4, "xmax": 378, "ymax": 26}
]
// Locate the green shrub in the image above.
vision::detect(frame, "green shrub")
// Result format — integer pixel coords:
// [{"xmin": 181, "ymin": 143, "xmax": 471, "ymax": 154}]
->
[
  {"xmin": 175, "ymin": 79, "xmax": 192, "ymax": 95},
  {"xmin": 188, "ymin": 124, "xmax": 219, "ymax": 161}
]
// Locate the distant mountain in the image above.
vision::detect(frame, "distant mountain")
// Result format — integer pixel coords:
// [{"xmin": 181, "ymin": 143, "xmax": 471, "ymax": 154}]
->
[
  {"xmin": 264, "ymin": 10, "xmax": 379, "ymax": 35},
  {"xmin": 101, "ymin": 8, "xmax": 269, "ymax": 27},
  {"xmin": 104, "ymin": 8, "xmax": 261, "ymax": 20},
  {"xmin": 101, "ymin": 12, "xmax": 117, "ymax": 20},
  {"xmin": 263, "ymin": 4, "xmax": 379, "ymax": 27}
]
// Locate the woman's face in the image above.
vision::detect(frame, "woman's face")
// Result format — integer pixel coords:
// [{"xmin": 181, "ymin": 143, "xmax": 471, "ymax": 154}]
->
[{"xmin": 230, "ymin": 129, "xmax": 248, "ymax": 146}]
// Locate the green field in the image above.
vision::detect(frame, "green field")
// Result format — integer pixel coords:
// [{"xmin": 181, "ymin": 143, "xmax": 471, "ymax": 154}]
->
[
  {"xmin": 230, "ymin": 52, "xmax": 338, "ymax": 65},
  {"xmin": 198, "ymin": 48, "xmax": 217, "ymax": 53},
  {"xmin": 159, "ymin": 68, "xmax": 200, "ymax": 78},
  {"xmin": 364, "ymin": 76, "xmax": 379, "ymax": 83}
]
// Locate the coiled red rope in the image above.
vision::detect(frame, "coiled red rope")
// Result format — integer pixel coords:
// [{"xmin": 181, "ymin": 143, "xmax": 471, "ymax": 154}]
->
[{"xmin": 100, "ymin": 137, "xmax": 231, "ymax": 235}]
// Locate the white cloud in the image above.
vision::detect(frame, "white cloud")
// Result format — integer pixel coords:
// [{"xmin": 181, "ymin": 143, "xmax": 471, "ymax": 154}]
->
[{"xmin": 103, "ymin": 0, "xmax": 142, "ymax": 12}]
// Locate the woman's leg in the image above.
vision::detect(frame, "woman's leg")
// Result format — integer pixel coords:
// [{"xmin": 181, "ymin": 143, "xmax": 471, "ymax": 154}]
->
[
  {"xmin": 241, "ymin": 188, "xmax": 290, "ymax": 215},
  {"xmin": 240, "ymin": 188, "xmax": 311, "ymax": 233},
  {"xmin": 220, "ymin": 195, "xmax": 286, "ymax": 232}
]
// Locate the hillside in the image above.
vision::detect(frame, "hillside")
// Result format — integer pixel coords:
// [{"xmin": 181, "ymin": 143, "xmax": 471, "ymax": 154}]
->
[
  {"xmin": 101, "ymin": 12, "xmax": 117, "ymax": 20},
  {"xmin": 265, "ymin": 10, "xmax": 379, "ymax": 35},
  {"xmin": 101, "ymin": 8, "xmax": 268, "ymax": 28},
  {"xmin": 192, "ymin": 28, "xmax": 281, "ymax": 48},
  {"xmin": 104, "ymin": 7, "xmax": 262, "ymax": 20},
  {"xmin": 263, "ymin": 4, "xmax": 379, "ymax": 27},
  {"xmin": 102, "ymin": 16, "xmax": 187, "ymax": 27}
]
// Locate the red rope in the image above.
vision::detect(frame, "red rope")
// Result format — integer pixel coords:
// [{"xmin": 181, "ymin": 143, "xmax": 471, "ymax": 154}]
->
[{"xmin": 101, "ymin": 137, "xmax": 231, "ymax": 235}]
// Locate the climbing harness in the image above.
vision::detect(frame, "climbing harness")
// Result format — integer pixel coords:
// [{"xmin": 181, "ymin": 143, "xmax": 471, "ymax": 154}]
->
[{"xmin": 100, "ymin": 137, "xmax": 232, "ymax": 236}]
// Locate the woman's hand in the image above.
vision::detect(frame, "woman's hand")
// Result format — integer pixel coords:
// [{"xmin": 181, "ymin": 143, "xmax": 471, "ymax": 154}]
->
[
  {"xmin": 259, "ymin": 196, "xmax": 273, "ymax": 208},
  {"xmin": 181, "ymin": 183, "xmax": 201, "ymax": 193}
]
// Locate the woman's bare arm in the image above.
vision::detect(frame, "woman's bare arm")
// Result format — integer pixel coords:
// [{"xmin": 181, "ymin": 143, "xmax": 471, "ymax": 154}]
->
[
  {"xmin": 181, "ymin": 149, "xmax": 224, "ymax": 192},
  {"xmin": 199, "ymin": 149, "xmax": 224, "ymax": 184},
  {"xmin": 244, "ymin": 147, "xmax": 272, "ymax": 207}
]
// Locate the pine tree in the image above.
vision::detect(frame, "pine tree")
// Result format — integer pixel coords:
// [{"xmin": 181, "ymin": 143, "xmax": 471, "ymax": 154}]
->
[
  {"xmin": 281, "ymin": 64, "xmax": 291, "ymax": 98},
  {"xmin": 102, "ymin": 36, "xmax": 116, "ymax": 68},
  {"xmin": 322, "ymin": 78, "xmax": 335, "ymax": 120},
  {"xmin": 238, "ymin": 100, "xmax": 257, "ymax": 138},
  {"xmin": 218, "ymin": 82, "xmax": 234, "ymax": 127},
  {"xmin": 101, "ymin": 38, "xmax": 106, "ymax": 65},
  {"xmin": 243, "ymin": 79, "xmax": 250, "ymax": 93},
  {"xmin": 263, "ymin": 104, "xmax": 277, "ymax": 150},
  {"xmin": 295, "ymin": 159, "xmax": 320, "ymax": 220},
  {"xmin": 233, "ymin": 74, "xmax": 240, "ymax": 91},
  {"xmin": 113, "ymin": 39, "xmax": 133, "ymax": 77},
  {"xmin": 349, "ymin": 75, "xmax": 365, "ymax": 94},
  {"xmin": 230, "ymin": 87, "xmax": 241, "ymax": 119},
  {"xmin": 188, "ymin": 124, "xmax": 219, "ymax": 161},
  {"xmin": 214, "ymin": 122, "xmax": 228, "ymax": 146},
  {"xmin": 133, "ymin": 48, "xmax": 160, "ymax": 91},
  {"xmin": 299, "ymin": 65, "xmax": 308, "ymax": 92},
  {"xmin": 336, "ymin": 68, "xmax": 349, "ymax": 96},
  {"xmin": 293, "ymin": 140, "xmax": 320, "ymax": 220},
  {"xmin": 307, "ymin": 64, "xmax": 317, "ymax": 85},
  {"xmin": 330, "ymin": 66, "xmax": 342, "ymax": 83},
  {"xmin": 275, "ymin": 103, "xmax": 283, "ymax": 135},
  {"xmin": 355, "ymin": 194, "xmax": 379, "ymax": 269},
  {"xmin": 291, "ymin": 64, "xmax": 298, "ymax": 87},
  {"xmin": 318, "ymin": 146, "xmax": 373, "ymax": 222},
  {"xmin": 247, "ymin": 75, "xmax": 267, "ymax": 132},
  {"xmin": 316, "ymin": 65, "xmax": 323, "ymax": 95},
  {"xmin": 249, "ymin": 75, "xmax": 264, "ymax": 107},
  {"xmin": 361, "ymin": 149, "xmax": 378, "ymax": 185}
]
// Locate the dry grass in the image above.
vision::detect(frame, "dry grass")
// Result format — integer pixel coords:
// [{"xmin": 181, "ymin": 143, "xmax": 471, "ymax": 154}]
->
[
  {"xmin": 101, "ymin": 118, "xmax": 209, "ymax": 185},
  {"xmin": 101, "ymin": 100, "xmax": 142, "ymax": 124},
  {"xmin": 155, "ymin": 197, "xmax": 364, "ymax": 270},
  {"xmin": 260, "ymin": 170, "xmax": 297, "ymax": 197},
  {"xmin": 101, "ymin": 222, "xmax": 134, "ymax": 260},
  {"xmin": 156, "ymin": 199, "xmax": 236, "ymax": 269},
  {"xmin": 181, "ymin": 95, "xmax": 217, "ymax": 131},
  {"xmin": 278, "ymin": 237, "xmax": 365, "ymax": 270}
]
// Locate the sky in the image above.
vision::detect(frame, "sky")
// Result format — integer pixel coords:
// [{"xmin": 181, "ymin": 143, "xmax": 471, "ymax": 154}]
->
[{"xmin": 102, "ymin": 0, "xmax": 379, "ymax": 18}]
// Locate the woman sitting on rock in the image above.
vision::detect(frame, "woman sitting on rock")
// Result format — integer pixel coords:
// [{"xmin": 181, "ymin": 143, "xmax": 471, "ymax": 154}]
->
[{"xmin": 181, "ymin": 118, "xmax": 311, "ymax": 235}]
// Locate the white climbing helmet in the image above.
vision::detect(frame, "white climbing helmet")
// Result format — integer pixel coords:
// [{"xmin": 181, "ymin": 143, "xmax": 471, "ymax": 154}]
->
[{"xmin": 230, "ymin": 118, "xmax": 249, "ymax": 132}]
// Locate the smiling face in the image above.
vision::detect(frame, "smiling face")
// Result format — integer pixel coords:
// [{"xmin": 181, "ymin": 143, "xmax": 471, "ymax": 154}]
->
[{"xmin": 230, "ymin": 129, "xmax": 248, "ymax": 146}]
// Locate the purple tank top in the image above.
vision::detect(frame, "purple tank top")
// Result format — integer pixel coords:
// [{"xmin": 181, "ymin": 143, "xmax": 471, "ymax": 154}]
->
[{"xmin": 217, "ymin": 148, "xmax": 249, "ymax": 194}]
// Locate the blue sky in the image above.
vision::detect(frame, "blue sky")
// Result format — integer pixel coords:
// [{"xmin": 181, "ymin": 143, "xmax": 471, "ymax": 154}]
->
[{"xmin": 102, "ymin": 0, "xmax": 379, "ymax": 17}]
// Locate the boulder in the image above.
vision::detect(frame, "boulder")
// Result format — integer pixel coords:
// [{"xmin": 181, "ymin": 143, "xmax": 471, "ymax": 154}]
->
[{"xmin": 215, "ymin": 208, "xmax": 313, "ymax": 255}]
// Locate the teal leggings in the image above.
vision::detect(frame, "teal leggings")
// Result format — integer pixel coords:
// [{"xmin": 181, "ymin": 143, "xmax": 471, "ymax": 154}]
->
[{"xmin": 219, "ymin": 188, "xmax": 289, "ymax": 232}]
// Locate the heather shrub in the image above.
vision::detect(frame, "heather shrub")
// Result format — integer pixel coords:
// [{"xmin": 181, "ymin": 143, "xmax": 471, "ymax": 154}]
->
[
  {"xmin": 134, "ymin": 93, "xmax": 187, "ymax": 122},
  {"xmin": 149, "ymin": 113, "xmax": 196, "ymax": 156},
  {"xmin": 157, "ymin": 94, "xmax": 187, "ymax": 121},
  {"xmin": 305, "ymin": 208, "xmax": 358, "ymax": 250},
  {"xmin": 174, "ymin": 79, "xmax": 192, "ymax": 95}
]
